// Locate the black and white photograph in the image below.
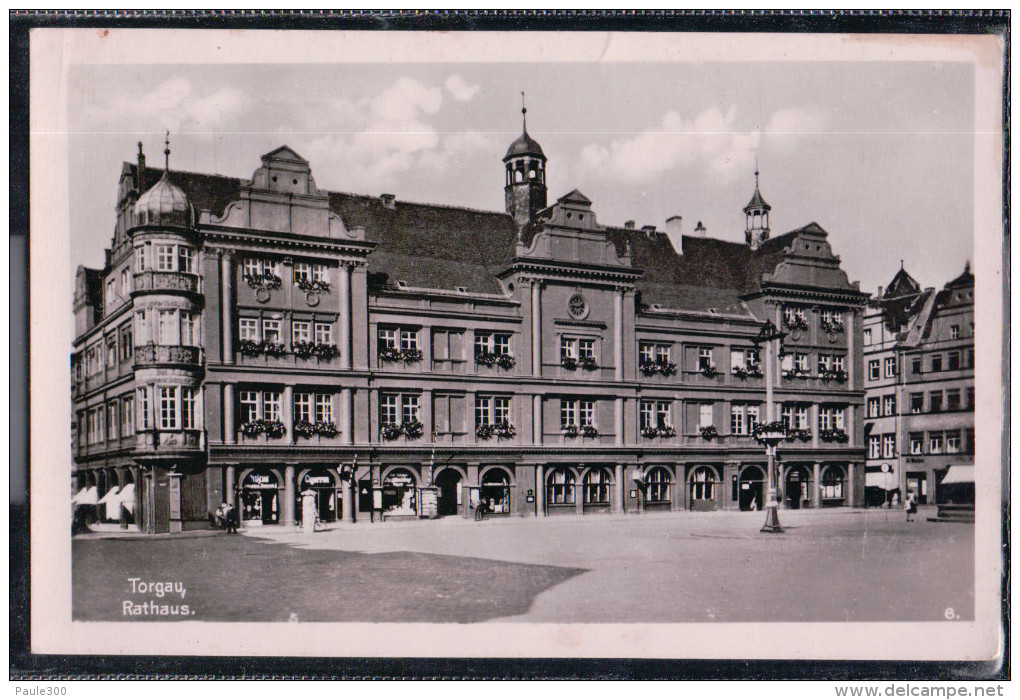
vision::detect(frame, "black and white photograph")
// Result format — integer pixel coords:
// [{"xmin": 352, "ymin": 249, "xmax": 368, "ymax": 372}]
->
[{"xmin": 23, "ymin": 25, "xmax": 1004, "ymax": 665}]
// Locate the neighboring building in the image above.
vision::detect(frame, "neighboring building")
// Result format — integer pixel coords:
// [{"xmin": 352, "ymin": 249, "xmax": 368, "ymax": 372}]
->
[
  {"xmin": 862, "ymin": 264, "xmax": 976, "ymax": 505},
  {"xmin": 71, "ymin": 114, "xmax": 869, "ymax": 533}
]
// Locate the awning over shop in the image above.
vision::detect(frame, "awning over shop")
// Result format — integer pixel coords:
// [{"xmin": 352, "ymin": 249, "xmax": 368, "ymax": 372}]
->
[
  {"xmin": 97, "ymin": 485, "xmax": 121, "ymax": 505},
  {"xmin": 73, "ymin": 486, "xmax": 99, "ymax": 505},
  {"xmin": 940, "ymin": 464, "xmax": 974, "ymax": 485},
  {"xmin": 118, "ymin": 483, "xmax": 136, "ymax": 514},
  {"xmin": 865, "ymin": 471, "xmax": 897, "ymax": 489}
]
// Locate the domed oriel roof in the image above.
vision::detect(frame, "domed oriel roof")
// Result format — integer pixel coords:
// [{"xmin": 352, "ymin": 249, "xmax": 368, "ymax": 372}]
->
[
  {"xmin": 134, "ymin": 135, "xmax": 194, "ymax": 227},
  {"xmin": 504, "ymin": 129, "xmax": 546, "ymax": 160}
]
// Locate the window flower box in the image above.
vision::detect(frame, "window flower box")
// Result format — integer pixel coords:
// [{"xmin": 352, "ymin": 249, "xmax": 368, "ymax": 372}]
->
[
  {"xmin": 784, "ymin": 316, "xmax": 809, "ymax": 332},
  {"xmin": 579, "ymin": 356, "xmax": 599, "ymax": 371},
  {"xmin": 475, "ymin": 352, "xmax": 516, "ymax": 369},
  {"xmin": 785, "ymin": 428, "xmax": 813, "ymax": 442},
  {"xmin": 381, "ymin": 423, "xmax": 403, "ymax": 440},
  {"xmin": 641, "ymin": 426, "xmax": 660, "ymax": 438},
  {"xmin": 782, "ymin": 368, "xmax": 812, "ymax": 380},
  {"xmin": 402, "ymin": 418, "xmax": 425, "ymax": 439},
  {"xmin": 475, "ymin": 423, "xmax": 495, "ymax": 440},
  {"xmin": 561, "ymin": 423, "xmax": 579, "ymax": 438},
  {"xmin": 264, "ymin": 342, "xmax": 288, "ymax": 358},
  {"xmin": 495, "ymin": 421, "xmax": 516, "ymax": 439},
  {"xmin": 819, "ymin": 428, "xmax": 849, "ymax": 443},
  {"xmin": 476, "ymin": 422, "xmax": 517, "ymax": 440},
  {"xmin": 657, "ymin": 425, "xmax": 677, "ymax": 438},
  {"xmin": 314, "ymin": 343, "xmax": 339, "ymax": 361},
  {"xmin": 296, "ymin": 278, "xmax": 331, "ymax": 293},
  {"xmin": 560, "ymin": 355, "xmax": 578, "ymax": 370},
  {"xmin": 733, "ymin": 365, "xmax": 764, "ymax": 379},
  {"xmin": 640, "ymin": 359, "xmax": 677, "ymax": 376},
  {"xmin": 581, "ymin": 424, "xmax": 599, "ymax": 438},
  {"xmin": 699, "ymin": 425, "xmax": 718, "ymax": 440},
  {"xmin": 239, "ymin": 419, "xmax": 286, "ymax": 439},
  {"xmin": 379, "ymin": 347, "xmax": 403, "ymax": 363},
  {"xmin": 244, "ymin": 272, "xmax": 282, "ymax": 291},
  {"xmin": 700, "ymin": 365, "xmax": 719, "ymax": 378},
  {"xmin": 496, "ymin": 354, "xmax": 516, "ymax": 370},
  {"xmin": 401, "ymin": 348, "xmax": 423, "ymax": 363},
  {"xmin": 819, "ymin": 369, "xmax": 848, "ymax": 384},
  {"xmin": 238, "ymin": 339, "xmax": 266, "ymax": 357},
  {"xmin": 820, "ymin": 319, "xmax": 845, "ymax": 334}
]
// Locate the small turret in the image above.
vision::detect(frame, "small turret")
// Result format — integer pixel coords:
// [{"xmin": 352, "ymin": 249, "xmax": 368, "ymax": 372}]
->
[
  {"xmin": 743, "ymin": 166, "xmax": 771, "ymax": 250},
  {"xmin": 503, "ymin": 93, "xmax": 548, "ymax": 230}
]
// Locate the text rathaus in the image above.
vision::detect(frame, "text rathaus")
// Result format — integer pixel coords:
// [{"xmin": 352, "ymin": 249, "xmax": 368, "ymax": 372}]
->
[{"xmin": 72, "ymin": 111, "xmax": 870, "ymax": 533}]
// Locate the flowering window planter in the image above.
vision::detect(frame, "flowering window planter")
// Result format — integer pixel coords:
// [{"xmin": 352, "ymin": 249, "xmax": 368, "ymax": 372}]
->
[
  {"xmin": 380, "ymin": 423, "xmax": 404, "ymax": 441},
  {"xmin": 264, "ymin": 342, "xmax": 288, "ymax": 358},
  {"xmin": 700, "ymin": 366, "xmax": 719, "ymax": 378},
  {"xmin": 294, "ymin": 420, "xmax": 339, "ymax": 439},
  {"xmin": 784, "ymin": 317, "xmax": 810, "ymax": 332},
  {"xmin": 819, "ymin": 428, "xmax": 849, "ymax": 443},
  {"xmin": 237, "ymin": 339, "xmax": 266, "ymax": 358},
  {"xmin": 379, "ymin": 347, "xmax": 421, "ymax": 363},
  {"xmin": 476, "ymin": 422, "xmax": 517, "ymax": 440},
  {"xmin": 560, "ymin": 355, "xmax": 578, "ymax": 371},
  {"xmin": 820, "ymin": 319, "xmax": 845, "ymax": 334},
  {"xmin": 782, "ymin": 369, "xmax": 812, "ymax": 380},
  {"xmin": 244, "ymin": 272, "xmax": 283, "ymax": 291},
  {"xmin": 640, "ymin": 360, "xmax": 677, "ymax": 376},
  {"xmin": 733, "ymin": 365, "xmax": 764, "ymax": 379},
  {"xmin": 785, "ymin": 429, "xmax": 813, "ymax": 443},
  {"xmin": 475, "ymin": 352, "xmax": 516, "ymax": 369},
  {"xmin": 581, "ymin": 425, "xmax": 599, "ymax": 438},
  {"xmin": 819, "ymin": 369, "xmax": 849, "ymax": 383},
  {"xmin": 239, "ymin": 419, "xmax": 287, "ymax": 439},
  {"xmin": 293, "ymin": 341, "xmax": 338, "ymax": 361},
  {"xmin": 560, "ymin": 423, "xmax": 580, "ymax": 438},
  {"xmin": 579, "ymin": 357, "xmax": 599, "ymax": 372},
  {"xmin": 699, "ymin": 425, "xmax": 719, "ymax": 440},
  {"xmin": 295, "ymin": 278, "xmax": 331, "ymax": 293},
  {"xmin": 402, "ymin": 419, "xmax": 425, "ymax": 440}
]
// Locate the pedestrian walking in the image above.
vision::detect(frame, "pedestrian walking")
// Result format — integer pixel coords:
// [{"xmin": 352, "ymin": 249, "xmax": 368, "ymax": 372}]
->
[
  {"xmin": 225, "ymin": 503, "xmax": 238, "ymax": 534},
  {"xmin": 904, "ymin": 490, "xmax": 917, "ymax": 522},
  {"xmin": 474, "ymin": 500, "xmax": 487, "ymax": 521}
]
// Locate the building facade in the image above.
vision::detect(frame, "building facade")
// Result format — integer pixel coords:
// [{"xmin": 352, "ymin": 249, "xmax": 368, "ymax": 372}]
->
[
  {"xmin": 71, "ymin": 119, "xmax": 869, "ymax": 533},
  {"xmin": 862, "ymin": 265, "xmax": 976, "ymax": 505}
]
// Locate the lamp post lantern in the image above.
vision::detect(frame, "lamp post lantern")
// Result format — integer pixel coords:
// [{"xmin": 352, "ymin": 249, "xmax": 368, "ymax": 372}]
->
[{"xmin": 753, "ymin": 319, "xmax": 788, "ymax": 534}]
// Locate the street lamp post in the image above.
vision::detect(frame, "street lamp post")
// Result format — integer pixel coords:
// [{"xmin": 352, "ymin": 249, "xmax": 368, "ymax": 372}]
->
[{"xmin": 753, "ymin": 319, "xmax": 788, "ymax": 534}]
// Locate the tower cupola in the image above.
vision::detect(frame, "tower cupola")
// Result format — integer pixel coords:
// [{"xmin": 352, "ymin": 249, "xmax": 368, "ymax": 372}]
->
[
  {"xmin": 503, "ymin": 94, "xmax": 547, "ymax": 229},
  {"xmin": 134, "ymin": 132, "xmax": 193, "ymax": 228},
  {"xmin": 743, "ymin": 166, "xmax": 771, "ymax": 250}
]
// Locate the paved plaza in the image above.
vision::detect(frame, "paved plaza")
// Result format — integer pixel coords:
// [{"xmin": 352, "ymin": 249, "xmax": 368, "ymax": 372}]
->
[{"xmin": 73, "ymin": 507, "xmax": 973, "ymax": 624}]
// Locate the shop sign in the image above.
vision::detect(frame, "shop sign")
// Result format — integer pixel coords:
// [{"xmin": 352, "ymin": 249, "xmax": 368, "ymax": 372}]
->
[
  {"xmin": 386, "ymin": 474, "xmax": 414, "ymax": 487},
  {"xmin": 302, "ymin": 475, "xmax": 332, "ymax": 487},
  {"xmin": 245, "ymin": 473, "xmax": 277, "ymax": 487}
]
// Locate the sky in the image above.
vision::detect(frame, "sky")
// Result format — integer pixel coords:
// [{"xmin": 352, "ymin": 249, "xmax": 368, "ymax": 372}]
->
[{"xmin": 67, "ymin": 59, "xmax": 976, "ymax": 294}]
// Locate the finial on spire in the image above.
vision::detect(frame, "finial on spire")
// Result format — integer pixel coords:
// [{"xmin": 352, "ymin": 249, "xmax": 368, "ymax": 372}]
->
[
  {"xmin": 521, "ymin": 91, "xmax": 527, "ymax": 131},
  {"xmin": 754, "ymin": 156, "xmax": 760, "ymax": 188},
  {"xmin": 163, "ymin": 130, "xmax": 171, "ymax": 172},
  {"xmin": 964, "ymin": 260, "xmax": 971, "ymax": 274},
  {"xmin": 900, "ymin": 259, "xmax": 904, "ymax": 270}
]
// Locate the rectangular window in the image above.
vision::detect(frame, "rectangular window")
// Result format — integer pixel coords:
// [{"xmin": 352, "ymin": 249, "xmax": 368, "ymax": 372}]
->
[
  {"xmin": 158, "ymin": 310, "xmax": 177, "ymax": 345},
  {"xmin": 475, "ymin": 396, "xmax": 493, "ymax": 427},
  {"xmin": 947, "ymin": 389, "xmax": 961, "ymax": 411},
  {"xmin": 948, "ymin": 351, "xmax": 960, "ymax": 371},
  {"xmin": 121, "ymin": 397, "xmax": 134, "ymax": 436},
  {"xmin": 698, "ymin": 347, "xmax": 714, "ymax": 371},
  {"xmin": 794, "ymin": 354, "xmax": 809, "ymax": 372},
  {"xmin": 639, "ymin": 401, "xmax": 655, "ymax": 430},
  {"xmin": 946, "ymin": 430, "xmax": 961, "ymax": 454},
  {"xmin": 314, "ymin": 323, "xmax": 332, "ymax": 345},
  {"xmin": 400, "ymin": 329, "xmax": 419, "ymax": 351},
  {"xmin": 883, "ymin": 395, "xmax": 896, "ymax": 417},
  {"xmin": 868, "ymin": 436, "xmax": 881, "ymax": 459},
  {"xmin": 818, "ymin": 354, "xmax": 832, "ymax": 372},
  {"xmin": 156, "ymin": 245, "xmax": 175, "ymax": 272},
  {"xmin": 493, "ymin": 333, "xmax": 511, "ymax": 355},
  {"xmin": 294, "ymin": 392, "xmax": 312, "ymax": 423},
  {"xmin": 931, "ymin": 354, "xmax": 943, "ymax": 372},
  {"xmin": 868, "ymin": 360, "xmax": 880, "ymax": 381},
  {"xmin": 158, "ymin": 386, "xmax": 178, "ymax": 430},
  {"xmin": 730, "ymin": 405, "xmax": 748, "ymax": 435},
  {"xmin": 292, "ymin": 321, "xmax": 311, "ymax": 344},
  {"xmin": 311, "ymin": 264, "xmax": 329, "ymax": 283},
  {"xmin": 578, "ymin": 338, "xmax": 596, "ymax": 360},
  {"xmin": 819, "ymin": 406, "xmax": 846, "ymax": 431},
  {"xmin": 119, "ymin": 325, "xmax": 133, "ymax": 362},
  {"xmin": 106, "ymin": 279, "xmax": 116, "ymax": 310},
  {"xmin": 950, "ymin": 325, "xmax": 960, "ymax": 340},
  {"xmin": 242, "ymin": 258, "xmax": 274, "ymax": 278},
  {"xmin": 643, "ymin": 344, "xmax": 660, "ymax": 365},
  {"xmin": 239, "ymin": 391, "xmax": 260, "ymax": 423},
  {"xmin": 402, "ymin": 395, "xmax": 420, "ymax": 423},
  {"xmin": 909, "ymin": 433, "xmax": 924, "ymax": 455},
  {"xmin": 107, "ymin": 403, "xmax": 119, "ymax": 441},
  {"xmin": 912, "ymin": 357, "xmax": 922, "ymax": 374},
  {"xmin": 967, "ymin": 387, "xmax": 975, "ymax": 409},
  {"xmin": 181, "ymin": 387, "xmax": 196, "ymax": 429},
  {"xmin": 560, "ymin": 337, "xmax": 578, "ymax": 359},
  {"xmin": 239, "ymin": 318, "xmax": 259, "ymax": 341},
  {"xmin": 293, "ymin": 262, "xmax": 311, "ymax": 283},
  {"xmin": 882, "ymin": 434, "xmax": 896, "ymax": 459},
  {"xmin": 380, "ymin": 394, "xmax": 399, "ymax": 426},
  {"xmin": 929, "ymin": 433, "xmax": 943, "ymax": 454},
  {"xmin": 781, "ymin": 404, "xmax": 809, "ymax": 429},
  {"xmin": 910, "ymin": 393, "xmax": 923, "ymax": 414},
  {"xmin": 579, "ymin": 399, "xmax": 596, "ymax": 427},
  {"xmin": 493, "ymin": 396, "xmax": 511, "ymax": 425},
  {"xmin": 884, "ymin": 357, "xmax": 897, "ymax": 378},
  {"xmin": 137, "ymin": 388, "xmax": 150, "ymax": 430},
  {"xmin": 863, "ymin": 328, "xmax": 872, "ymax": 345},
  {"xmin": 180, "ymin": 312, "xmax": 197, "ymax": 346},
  {"xmin": 966, "ymin": 348, "xmax": 975, "ymax": 368},
  {"xmin": 106, "ymin": 335, "xmax": 118, "ymax": 367},
  {"xmin": 135, "ymin": 311, "xmax": 148, "ymax": 345},
  {"xmin": 263, "ymin": 320, "xmax": 282, "ymax": 343},
  {"xmin": 929, "ymin": 391, "xmax": 943, "ymax": 413},
  {"xmin": 560, "ymin": 399, "xmax": 577, "ymax": 427},
  {"xmin": 379, "ymin": 328, "xmax": 398, "ymax": 350},
  {"xmin": 868, "ymin": 397, "xmax": 881, "ymax": 418},
  {"xmin": 178, "ymin": 246, "xmax": 194, "ymax": 273},
  {"xmin": 263, "ymin": 392, "xmax": 282, "ymax": 422},
  {"xmin": 315, "ymin": 394, "xmax": 332, "ymax": 423},
  {"xmin": 136, "ymin": 246, "xmax": 147, "ymax": 271},
  {"xmin": 698, "ymin": 403, "xmax": 714, "ymax": 429}
]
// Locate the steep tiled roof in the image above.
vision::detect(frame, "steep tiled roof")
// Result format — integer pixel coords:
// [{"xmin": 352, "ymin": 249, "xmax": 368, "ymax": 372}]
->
[
  {"xmin": 945, "ymin": 262, "xmax": 974, "ymax": 289},
  {"xmin": 126, "ymin": 163, "xmax": 829, "ymax": 307}
]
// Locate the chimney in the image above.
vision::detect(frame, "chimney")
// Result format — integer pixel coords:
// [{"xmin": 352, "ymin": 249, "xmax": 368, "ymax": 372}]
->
[
  {"xmin": 694, "ymin": 220, "xmax": 707, "ymax": 237},
  {"xmin": 136, "ymin": 141, "xmax": 146, "ymax": 192},
  {"xmin": 624, "ymin": 220, "xmax": 635, "ymax": 230},
  {"xmin": 380, "ymin": 193, "xmax": 396, "ymax": 210},
  {"xmin": 877, "ymin": 285, "xmax": 884, "ymax": 298},
  {"xmin": 665, "ymin": 215, "xmax": 683, "ymax": 256}
]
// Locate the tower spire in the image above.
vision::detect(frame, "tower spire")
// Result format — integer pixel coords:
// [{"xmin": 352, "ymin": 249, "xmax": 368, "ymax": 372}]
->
[
  {"xmin": 521, "ymin": 91, "xmax": 527, "ymax": 132},
  {"xmin": 163, "ymin": 130, "xmax": 171, "ymax": 173}
]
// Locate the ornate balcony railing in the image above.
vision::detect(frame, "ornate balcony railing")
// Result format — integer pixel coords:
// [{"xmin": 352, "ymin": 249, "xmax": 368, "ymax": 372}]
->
[
  {"xmin": 134, "ymin": 344, "xmax": 203, "ymax": 368},
  {"xmin": 135, "ymin": 429, "xmax": 205, "ymax": 452},
  {"xmin": 132, "ymin": 271, "xmax": 201, "ymax": 295}
]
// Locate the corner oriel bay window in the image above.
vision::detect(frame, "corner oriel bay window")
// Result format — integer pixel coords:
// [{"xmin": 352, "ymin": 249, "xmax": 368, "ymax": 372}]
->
[{"xmin": 152, "ymin": 243, "xmax": 195, "ymax": 273}]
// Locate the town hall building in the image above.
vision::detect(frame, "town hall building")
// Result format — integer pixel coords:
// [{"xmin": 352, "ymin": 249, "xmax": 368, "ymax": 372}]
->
[{"xmin": 71, "ymin": 110, "xmax": 870, "ymax": 533}]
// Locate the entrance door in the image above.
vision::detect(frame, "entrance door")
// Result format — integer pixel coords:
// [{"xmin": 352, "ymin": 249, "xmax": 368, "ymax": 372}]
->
[
  {"xmin": 906, "ymin": 472, "xmax": 928, "ymax": 505},
  {"xmin": 739, "ymin": 466, "xmax": 765, "ymax": 511},
  {"xmin": 435, "ymin": 469, "xmax": 462, "ymax": 516},
  {"xmin": 785, "ymin": 467, "xmax": 809, "ymax": 509}
]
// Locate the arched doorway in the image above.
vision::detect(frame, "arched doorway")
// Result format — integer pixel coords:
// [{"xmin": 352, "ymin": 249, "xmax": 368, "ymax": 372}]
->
[
  {"xmin": 481, "ymin": 467, "xmax": 512, "ymax": 515},
  {"xmin": 298, "ymin": 469, "xmax": 338, "ymax": 523},
  {"xmin": 689, "ymin": 466, "xmax": 717, "ymax": 511},
  {"xmin": 582, "ymin": 467, "xmax": 612, "ymax": 511},
  {"xmin": 382, "ymin": 468, "xmax": 417, "ymax": 516},
  {"xmin": 434, "ymin": 469, "xmax": 463, "ymax": 516},
  {"xmin": 738, "ymin": 465, "xmax": 765, "ymax": 511},
  {"xmin": 241, "ymin": 469, "xmax": 280, "ymax": 524},
  {"xmin": 546, "ymin": 467, "xmax": 576, "ymax": 513},
  {"xmin": 785, "ymin": 466, "xmax": 811, "ymax": 509},
  {"xmin": 821, "ymin": 465, "xmax": 847, "ymax": 507}
]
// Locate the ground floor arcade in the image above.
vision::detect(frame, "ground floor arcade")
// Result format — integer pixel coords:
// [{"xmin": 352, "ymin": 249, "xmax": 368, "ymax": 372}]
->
[{"xmin": 74, "ymin": 455, "xmax": 865, "ymax": 534}]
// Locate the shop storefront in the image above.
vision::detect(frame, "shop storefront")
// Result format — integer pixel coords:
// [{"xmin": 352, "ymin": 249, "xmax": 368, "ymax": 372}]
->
[
  {"xmin": 737, "ymin": 465, "xmax": 765, "ymax": 511},
  {"xmin": 480, "ymin": 467, "xmax": 512, "ymax": 515},
  {"xmin": 688, "ymin": 465, "xmax": 718, "ymax": 511},
  {"xmin": 785, "ymin": 465, "xmax": 812, "ymax": 509},
  {"xmin": 297, "ymin": 468, "xmax": 339, "ymax": 522},
  {"xmin": 382, "ymin": 468, "xmax": 417, "ymax": 517},
  {"xmin": 241, "ymin": 469, "xmax": 280, "ymax": 524},
  {"xmin": 546, "ymin": 466, "xmax": 576, "ymax": 514},
  {"xmin": 820, "ymin": 464, "xmax": 847, "ymax": 507},
  {"xmin": 644, "ymin": 466, "xmax": 673, "ymax": 511}
]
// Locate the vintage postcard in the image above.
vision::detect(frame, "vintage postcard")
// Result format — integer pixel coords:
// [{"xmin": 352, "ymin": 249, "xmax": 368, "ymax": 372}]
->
[{"xmin": 27, "ymin": 27, "xmax": 1004, "ymax": 662}]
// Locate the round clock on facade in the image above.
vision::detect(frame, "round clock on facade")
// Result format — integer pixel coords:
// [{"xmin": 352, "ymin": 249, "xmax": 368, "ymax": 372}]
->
[{"xmin": 568, "ymin": 292, "xmax": 589, "ymax": 319}]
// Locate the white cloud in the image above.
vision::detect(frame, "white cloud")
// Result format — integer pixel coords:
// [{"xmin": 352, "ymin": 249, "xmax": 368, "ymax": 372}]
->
[
  {"xmin": 445, "ymin": 74, "xmax": 480, "ymax": 102},
  {"xmin": 765, "ymin": 108, "xmax": 829, "ymax": 135},
  {"xmin": 81, "ymin": 76, "xmax": 243, "ymax": 132}
]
